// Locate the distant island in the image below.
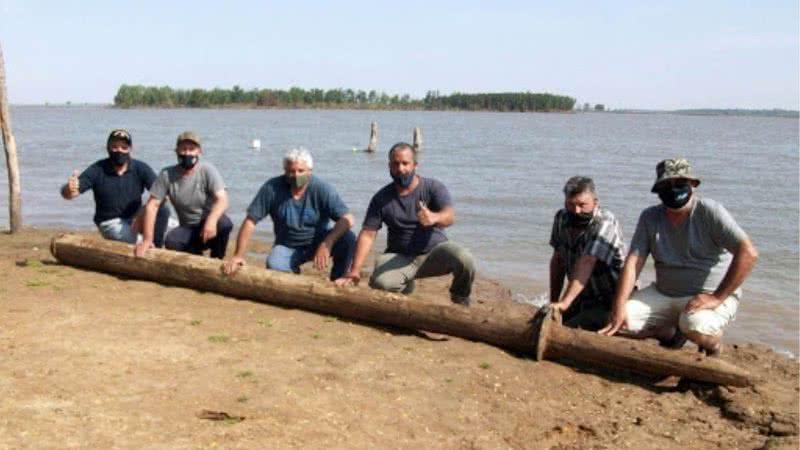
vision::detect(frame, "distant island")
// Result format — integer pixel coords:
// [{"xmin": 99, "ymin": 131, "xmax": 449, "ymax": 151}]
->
[{"xmin": 112, "ymin": 85, "xmax": 576, "ymax": 112}]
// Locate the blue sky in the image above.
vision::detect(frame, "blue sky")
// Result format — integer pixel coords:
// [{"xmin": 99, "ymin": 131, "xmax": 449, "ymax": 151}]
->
[{"xmin": 1, "ymin": 0, "xmax": 798, "ymax": 109}]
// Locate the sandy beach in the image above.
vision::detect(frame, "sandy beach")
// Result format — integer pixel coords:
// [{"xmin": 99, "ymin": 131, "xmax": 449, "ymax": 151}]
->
[{"xmin": 0, "ymin": 228, "xmax": 797, "ymax": 449}]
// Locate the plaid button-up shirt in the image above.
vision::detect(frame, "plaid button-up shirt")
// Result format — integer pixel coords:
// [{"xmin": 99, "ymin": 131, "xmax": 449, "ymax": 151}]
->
[{"xmin": 549, "ymin": 207, "xmax": 627, "ymax": 304}]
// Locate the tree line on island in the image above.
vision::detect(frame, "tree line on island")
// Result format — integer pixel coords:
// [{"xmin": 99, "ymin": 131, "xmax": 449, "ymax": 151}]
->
[{"xmin": 113, "ymin": 85, "xmax": 576, "ymax": 112}]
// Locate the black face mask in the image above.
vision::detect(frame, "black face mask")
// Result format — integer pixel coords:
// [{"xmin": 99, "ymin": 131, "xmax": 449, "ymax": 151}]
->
[
  {"xmin": 108, "ymin": 150, "xmax": 130, "ymax": 167},
  {"xmin": 658, "ymin": 184, "xmax": 692, "ymax": 209},
  {"xmin": 178, "ymin": 154, "xmax": 198, "ymax": 170},
  {"xmin": 566, "ymin": 210, "xmax": 594, "ymax": 228},
  {"xmin": 391, "ymin": 170, "xmax": 415, "ymax": 188}
]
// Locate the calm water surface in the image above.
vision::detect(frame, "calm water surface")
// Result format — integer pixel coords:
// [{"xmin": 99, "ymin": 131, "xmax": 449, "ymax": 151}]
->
[{"xmin": 2, "ymin": 106, "xmax": 797, "ymax": 355}]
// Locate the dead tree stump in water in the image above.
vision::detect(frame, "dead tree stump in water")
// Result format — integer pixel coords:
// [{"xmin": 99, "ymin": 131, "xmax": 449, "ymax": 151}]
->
[
  {"xmin": 412, "ymin": 127, "xmax": 422, "ymax": 152},
  {"xmin": 366, "ymin": 122, "xmax": 378, "ymax": 152}
]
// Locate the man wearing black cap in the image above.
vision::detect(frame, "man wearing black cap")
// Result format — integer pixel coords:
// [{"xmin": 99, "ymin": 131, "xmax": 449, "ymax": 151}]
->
[
  {"xmin": 61, "ymin": 129, "xmax": 169, "ymax": 246},
  {"xmin": 599, "ymin": 158, "xmax": 758, "ymax": 356},
  {"xmin": 134, "ymin": 131, "xmax": 232, "ymax": 259}
]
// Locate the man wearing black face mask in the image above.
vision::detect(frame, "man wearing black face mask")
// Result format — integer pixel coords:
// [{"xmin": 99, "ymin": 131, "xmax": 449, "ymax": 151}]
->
[
  {"xmin": 549, "ymin": 176, "xmax": 626, "ymax": 331},
  {"xmin": 335, "ymin": 142, "xmax": 476, "ymax": 306},
  {"xmin": 599, "ymin": 158, "xmax": 759, "ymax": 357},
  {"xmin": 61, "ymin": 129, "xmax": 169, "ymax": 246},
  {"xmin": 135, "ymin": 131, "xmax": 232, "ymax": 259}
]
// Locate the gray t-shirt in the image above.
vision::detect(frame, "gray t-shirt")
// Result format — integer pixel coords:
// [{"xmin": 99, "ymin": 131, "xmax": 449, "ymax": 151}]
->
[
  {"xmin": 629, "ymin": 196, "xmax": 748, "ymax": 297},
  {"xmin": 150, "ymin": 162, "xmax": 226, "ymax": 226}
]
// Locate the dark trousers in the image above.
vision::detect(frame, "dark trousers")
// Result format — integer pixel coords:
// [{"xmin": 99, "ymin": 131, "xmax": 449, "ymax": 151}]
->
[{"xmin": 164, "ymin": 214, "xmax": 233, "ymax": 259}]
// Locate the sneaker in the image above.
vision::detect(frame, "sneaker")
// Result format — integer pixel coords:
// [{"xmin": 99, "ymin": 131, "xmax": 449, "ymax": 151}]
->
[
  {"xmin": 659, "ymin": 329, "xmax": 687, "ymax": 350},
  {"xmin": 450, "ymin": 294, "xmax": 471, "ymax": 306}
]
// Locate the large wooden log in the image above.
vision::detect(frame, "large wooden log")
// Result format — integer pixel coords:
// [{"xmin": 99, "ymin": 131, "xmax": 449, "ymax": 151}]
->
[
  {"xmin": 0, "ymin": 41, "xmax": 22, "ymax": 233},
  {"xmin": 50, "ymin": 234, "xmax": 754, "ymax": 386}
]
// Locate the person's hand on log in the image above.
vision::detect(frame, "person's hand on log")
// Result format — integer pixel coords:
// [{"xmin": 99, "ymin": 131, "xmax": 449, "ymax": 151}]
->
[
  {"xmin": 222, "ymin": 256, "xmax": 246, "ymax": 275},
  {"xmin": 550, "ymin": 301, "xmax": 571, "ymax": 313},
  {"xmin": 598, "ymin": 307, "xmax": 627, "ymax": 336},
  {"xmin": 201, "ymin": 221, "xmax": 218, "ymax": 243},
  {"xmin": 68, "ymin": 170, "xmax": 80, "ymax": 196},
  {"xmin": 334, "ymin": 271, "xmax": 361, "ymax": 287},
  {"xmin": 683, "ymin": 293, "xmax": 722, "ymax": 313},
  {"xmin": 313, "ymin": 242, "xmax": 331, "ymax": 271},
  {"xmin": 416, "ymin": 201, "xmax": 437, "ymax": 227},
  {"xmin": 134, "ymin": 240, "xmax": 153, "ymax": 258}
]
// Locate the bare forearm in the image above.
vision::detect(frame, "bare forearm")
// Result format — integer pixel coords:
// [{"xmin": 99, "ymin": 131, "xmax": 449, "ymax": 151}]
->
[
  {"xmin": 233, "ymin": 218, "xmax": 256, "ymax": 258},
  {"xmin": 323, "ymin": 214, "xmax": 354, "ymax": 247},
  {"xmin": 549, "ymin": 254, "xmax": 566, "ymax": 302},
  {"xmin": 206, "ymin": 192, "xmax": 229, "ymax": 224},
  {"xmin": 349, "ymin": 230, "xmax": 376, "ymax": 274},
  {"xmin": 611, "ymin": 255, "xmax": 643, "ymax": 312},
  {"xmin": 559, "ymin": 255, "xmax": 597, "ymax": 306},
  {"xmin": 714, "ymin": 239, "xmax": 758, "ymax": 300},
  {"xmin": 434, "ymin": 207, "xmax": 455, "ymax": 227},
  {"xmin": 140, "ymin": 198, "xmax": 160, "ymax": 243}
]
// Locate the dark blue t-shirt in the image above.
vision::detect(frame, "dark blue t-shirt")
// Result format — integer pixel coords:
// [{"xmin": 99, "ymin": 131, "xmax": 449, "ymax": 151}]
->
[
  {"xmin": 363, "ymin": 177, "xmax": 451, "ymax": 256},
  {"xmin": 78, "ymin": 158, "xmax": 157, "ymax": 225},
  {"xmin": 246, "ymin": 176, "xmax": 349, "ymax": 248}
]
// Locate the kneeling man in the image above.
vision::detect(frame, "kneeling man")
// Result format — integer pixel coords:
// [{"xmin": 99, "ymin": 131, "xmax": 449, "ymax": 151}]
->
[
  {"xmin": 599, "ymin": 158, "xmax": 758, "ymax": 356},
  {"xmin": 223, "ymin": 148, "xmax": 355, "ymax": 280},
  {"xmin": 550, "ymin": 176, "xmax": 626, "ymax": 331},
  {"xmin": 335, "ymin": 142, "xmax": 475, "ymax": 306}
]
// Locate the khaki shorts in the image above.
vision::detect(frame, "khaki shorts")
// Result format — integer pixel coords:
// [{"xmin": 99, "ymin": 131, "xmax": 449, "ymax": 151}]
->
[{"xmin": 624, "ymin": 284, "xmax": 738, "ymax": 337}]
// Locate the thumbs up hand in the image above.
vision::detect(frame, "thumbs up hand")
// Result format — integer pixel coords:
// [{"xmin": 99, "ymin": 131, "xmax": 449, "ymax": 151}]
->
[
  {"xmin": 67, "ymin": 170, "xmax": 80, "ymax": 196},
  {"xmin": 417, "ymin": 200, "xmax": 437, "ymax": 227}
]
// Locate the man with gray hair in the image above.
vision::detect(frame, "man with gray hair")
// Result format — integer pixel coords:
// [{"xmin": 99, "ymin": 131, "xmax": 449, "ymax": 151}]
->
[
  {"xmin": 599, "ymin": 158, "xmax": 758, "ymax": 356},
  {"xmin": 549, "ymin": 176, "xmax": 627, "ymax": 330},
  {"xmin": 223, "ymin": 147, "xmax": 356, "ymax": 280}
]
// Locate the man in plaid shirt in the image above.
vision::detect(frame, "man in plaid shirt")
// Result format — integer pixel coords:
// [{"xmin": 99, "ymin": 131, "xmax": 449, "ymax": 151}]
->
[{"xmin": 549, "ymin": 176, "xmax": 626, "ymax": 331}]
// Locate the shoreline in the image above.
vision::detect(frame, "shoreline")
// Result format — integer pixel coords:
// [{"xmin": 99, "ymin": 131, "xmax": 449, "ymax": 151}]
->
[{"xmin": 1, "ymin": 227, "xmax": 797, "ymax": 448}]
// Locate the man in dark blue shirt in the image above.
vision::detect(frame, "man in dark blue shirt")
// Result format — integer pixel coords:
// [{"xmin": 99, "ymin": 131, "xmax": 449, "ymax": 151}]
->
[
  {"xmin": 222, "ymin": 148, "xmax": 355, "ymax": 280},
  {"xmin": 335, "ymin": 142, "xmax": 475, "ymax": 306},
  {"xmin": 61, "ymin": 129, "xmax": 169, "ymax": 246}
]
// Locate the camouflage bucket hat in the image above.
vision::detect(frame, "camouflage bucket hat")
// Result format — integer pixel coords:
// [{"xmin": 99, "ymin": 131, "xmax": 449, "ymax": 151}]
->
[
  {"xmin": 107, "ymin": 129, "xmax": 132, "ymax": 147},
  {"xmin": 176, "ymin": 131, "xmax": 202, "ymax": 147},
  {"xmin": 651, "ymin": 158, "xmax": 701, "ymax": 192}
]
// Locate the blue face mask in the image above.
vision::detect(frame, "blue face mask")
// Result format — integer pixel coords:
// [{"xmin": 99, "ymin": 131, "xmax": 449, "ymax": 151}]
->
[
  {"xmin": 392, "ymin": 170, "xmax": 415, "ymax": 188},
  {"xmin": 178, "ymin": 154, "xmax": 198, "ymax": 170}
]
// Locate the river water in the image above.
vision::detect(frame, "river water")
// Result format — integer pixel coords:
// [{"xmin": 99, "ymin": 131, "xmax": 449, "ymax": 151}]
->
[{"xmin": 1, "ymin": 106, "xmax": 797, "ymax": 355}]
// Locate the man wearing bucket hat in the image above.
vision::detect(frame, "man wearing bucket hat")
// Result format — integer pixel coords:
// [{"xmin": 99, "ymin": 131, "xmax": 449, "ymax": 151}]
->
[
  {"xmin": 134, "ymin": 131, "xmax": 233, "ymax": 259},
  {"xmin": 599, "ymin": 158, "xmax": 758, "ymax": 356},
  {"xmin": 61, "ymin": 129, "xmax": 170, "ymax": 246}
]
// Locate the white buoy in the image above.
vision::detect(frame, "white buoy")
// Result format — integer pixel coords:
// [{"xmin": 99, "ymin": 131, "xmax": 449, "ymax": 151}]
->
[{"xmin": 250, "ymin": 139, "xmax": 261, "ymax": 149}]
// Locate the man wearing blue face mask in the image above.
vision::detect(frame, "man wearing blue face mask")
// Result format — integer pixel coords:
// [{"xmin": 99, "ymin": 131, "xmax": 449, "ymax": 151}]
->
[
  {"xmin": 134, "ymin": 131, "xmax": 232, "ymax": 259},
  {"xmin": 222, "ymin": 147, "xmax": 356, "ymax": 280},
  {"xmin": 599, "ymin": 158, "xmax": 759, "ymax": 357},
  {"xmin": 549, "ymin": 176, "xmax": 627, "ymax": 331},
  {"xmin": 61, "ymin": 129, "xmax": 170, "ymax": 246},
  {"xmin": 335, "ymin": 142, "xmax": 476, "ymax": 306}
]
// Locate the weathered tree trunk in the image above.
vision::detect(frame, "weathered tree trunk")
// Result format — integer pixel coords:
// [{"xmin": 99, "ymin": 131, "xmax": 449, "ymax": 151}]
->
[
  {"xmin": 412, "ymin": 127, "xmax": 422, "ymax": 152},
  {"xmin": 366, "ymin": 122, "xmax": 377, "ymax": 152},
  {"xmin": 0, "ymin": 42, "xmax": 22, "ymax": 233},
  {"xmin": 50, "ymin": 234, "xmax": 754, "ymax": 386}
]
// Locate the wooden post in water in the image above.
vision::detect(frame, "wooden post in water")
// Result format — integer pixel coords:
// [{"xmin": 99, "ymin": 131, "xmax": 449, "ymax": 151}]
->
[
  {"xmin": 0, "ymin": 41, "xmax": 22, "ymax": 233},
  {"xmin": 366, "ymin": 122, "xmax": 378, "ymax": 152},
  {"xmin": 50, "ymin": 234, "xmax": 754, "ymax": 387},
  {"xmin": 412, "ymin": 127, "xmax": 422, "ymax": 152}
]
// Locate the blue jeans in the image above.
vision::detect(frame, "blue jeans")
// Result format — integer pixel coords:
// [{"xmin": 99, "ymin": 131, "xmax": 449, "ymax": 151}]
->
[
  {"xmin": 267, "ymin": 230, "xmax": 356, "ymax": 280},
  {"xmin": 97, "ymin": 205, "xmax": 170, "ymax": 247}
]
